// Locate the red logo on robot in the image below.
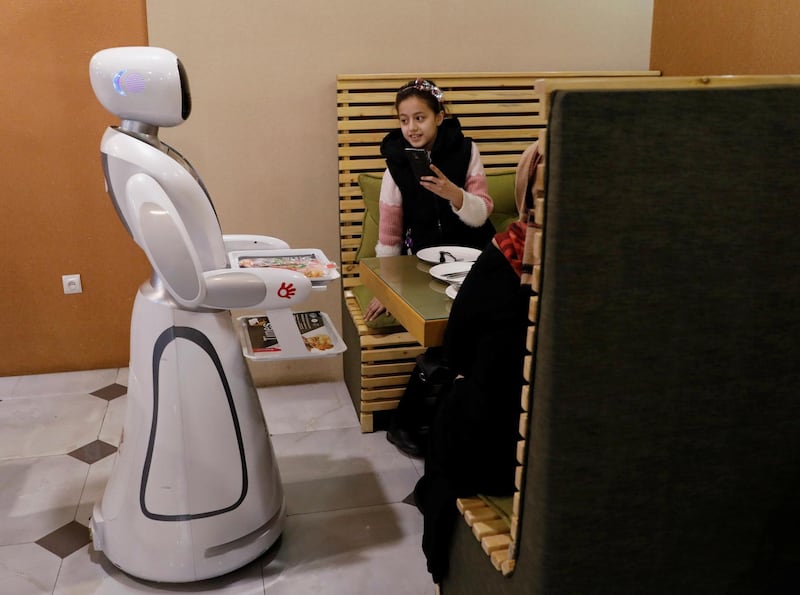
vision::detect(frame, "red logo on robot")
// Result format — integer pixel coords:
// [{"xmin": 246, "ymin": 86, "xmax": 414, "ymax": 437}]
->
[{"xmin": 278, "ymin": 282, "xmax": 296, "ymax": 299}]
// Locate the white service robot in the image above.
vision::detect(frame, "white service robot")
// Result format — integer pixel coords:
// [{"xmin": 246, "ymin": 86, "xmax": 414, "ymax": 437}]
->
[{"xmin": 88, "ymin": 46, "xmax": 343, "ymax": 583}]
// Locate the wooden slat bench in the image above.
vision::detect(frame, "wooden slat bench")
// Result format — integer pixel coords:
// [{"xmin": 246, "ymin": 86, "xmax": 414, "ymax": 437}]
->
[{"xmin": 338, "ymin": 71, "xmax": 657, "ymax": 434}]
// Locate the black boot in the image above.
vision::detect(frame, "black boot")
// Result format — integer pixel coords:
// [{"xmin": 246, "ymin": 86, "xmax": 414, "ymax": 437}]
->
[{"xmin": 386, "ymin": 424, "xmax": 427, "ymax": 458}]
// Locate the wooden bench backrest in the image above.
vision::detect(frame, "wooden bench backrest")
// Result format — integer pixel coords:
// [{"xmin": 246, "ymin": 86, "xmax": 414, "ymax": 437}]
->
[{"xmin": 337, "ymin": 71, "xmax": 658, "ymax": 289}]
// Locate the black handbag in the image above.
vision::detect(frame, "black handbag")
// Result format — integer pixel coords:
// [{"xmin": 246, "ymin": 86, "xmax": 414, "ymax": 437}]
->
[
  {"xmin": 389, "ymin": 347, "xmax": 456, "ymax": 456},
  {"xmin": 415, "ymin": 346, "xmax": 455, "ymax": 385},
  {"xmin": 406, "ymin": 347, "xmax": 456, "ymax": 432}
]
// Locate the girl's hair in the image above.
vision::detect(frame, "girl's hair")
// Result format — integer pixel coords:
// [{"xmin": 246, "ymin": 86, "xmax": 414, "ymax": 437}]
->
[{"xmin": 395, "ymin": 78, "xmax": 446, "ymax": 115}]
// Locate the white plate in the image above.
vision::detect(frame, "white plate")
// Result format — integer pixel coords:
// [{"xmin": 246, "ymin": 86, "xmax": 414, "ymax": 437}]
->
[
  {"xmin": 416, "ymin": 246, "xmax": 481, "ymax": 264},
  {"xmin": 445, "ymin": 284, "xmax": 459, "ymax": 300},
  {"xmin": 429, "ymin": 261, "xmax": 473, "ymax": 284}
]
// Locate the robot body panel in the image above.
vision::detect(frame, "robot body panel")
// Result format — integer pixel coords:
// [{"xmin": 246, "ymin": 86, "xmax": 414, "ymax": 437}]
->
[
  {"xmin": 91, "ymin": 287, "xmax": 285, "ymax": 582},
  {"xmin": 101, "ymin": 127, "xmax": 228, "ymax": 274},
  {"xmin": 101, "ymin": 127, "xmax": 313, "ymax": 312}
]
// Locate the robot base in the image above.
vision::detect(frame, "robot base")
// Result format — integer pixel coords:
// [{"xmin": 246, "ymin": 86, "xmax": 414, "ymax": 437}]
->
[
  {"xmin": 90, "ymin": 282, "xmax": 286, "ymax": 582},
  {"xmin": 90, "ymin": 499, "xmax": 285, "ymax": 583}
]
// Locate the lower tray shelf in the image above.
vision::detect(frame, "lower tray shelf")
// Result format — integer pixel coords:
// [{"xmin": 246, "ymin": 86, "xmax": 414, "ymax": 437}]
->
[{"xmin": 236, "ymin": 310, "xmax": 346, "ymax": 360}]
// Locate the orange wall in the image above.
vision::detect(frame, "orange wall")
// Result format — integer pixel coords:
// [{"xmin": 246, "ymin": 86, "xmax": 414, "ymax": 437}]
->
[
  {"xmin": 651, "ymin": 0, "xmax": 800, "ymax": 75},
  {"xmin": 0, "ymin": 2, "xmax": 150, "ymax": 376}
]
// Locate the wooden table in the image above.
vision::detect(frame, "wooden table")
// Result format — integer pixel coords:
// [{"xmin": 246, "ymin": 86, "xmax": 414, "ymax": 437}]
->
[{"xmin": 358, "ymin": 256, "xmax": 454, "ymax": 347}]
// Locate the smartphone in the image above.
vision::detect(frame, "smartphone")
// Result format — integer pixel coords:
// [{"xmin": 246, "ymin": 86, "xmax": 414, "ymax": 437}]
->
[{"xmin": 405, "ymin": 147, "xmax": 434, "ymax": 179}]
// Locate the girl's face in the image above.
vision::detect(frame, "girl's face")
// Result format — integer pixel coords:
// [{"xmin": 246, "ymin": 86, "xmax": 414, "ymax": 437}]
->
[{"xmin": 398, "ymin": 96, "xmax": 444, "ymax": 151}]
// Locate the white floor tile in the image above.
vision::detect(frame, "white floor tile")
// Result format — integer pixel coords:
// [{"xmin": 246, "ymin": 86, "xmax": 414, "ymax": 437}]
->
[
  {"xmin": 54, "ymin": 545, "xmax": 266, "ymax": 594},
  {"xmin": 0, "ymin": 543, "xmax": 61, "ymax": 595},
  {"xmin": 410, "ymin": 451, "xmax": 425, "ymax": 477},
  {"xmin": 261, "ymin": 503, "xmax": 434, "ymax": 594},
  {"xmin": 2, "ymin": 372, "xmax": 435, "ymax": 595},
  {"xmin": 75, "ymin": 454, "xmax": 117, "ymax": 528},
  {"xmin": 12, "ymin": 369, "xmax": 118, "ymax": 399},
  {"xmin": 0, "ymin": 455, "xmax": 88, "ymax": 546},
  {"xmin": 0, "ymin": 394, "xmax": 107, "ymax": 459},
  {"xmin": 272, "ymin": 427, "xmax": 419, "ymax": 515},
  {"xmin": 115, "ymin": 368, "xmax": 129, "ymax": 387},
  {"xmin": 98, "ymin": 397, "xmax": 126, "ymax": 447},
  {"xmin": 258, "ymin": 382, "xmax": 359, "ymax": 435}
]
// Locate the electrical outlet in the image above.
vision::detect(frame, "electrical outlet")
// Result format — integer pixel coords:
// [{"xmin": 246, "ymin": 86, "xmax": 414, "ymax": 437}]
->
[{"xmin": 62, "ymin": 274, "xmax": 83, "ymax": 294}]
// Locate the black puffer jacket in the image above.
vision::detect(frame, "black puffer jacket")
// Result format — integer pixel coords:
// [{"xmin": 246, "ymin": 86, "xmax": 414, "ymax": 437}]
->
[{"xmin": 381, "ymin": 118, "xmax": 495, "ymax": 254}]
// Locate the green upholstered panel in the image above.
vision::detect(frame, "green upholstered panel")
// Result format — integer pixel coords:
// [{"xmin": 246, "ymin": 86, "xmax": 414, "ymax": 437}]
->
[
  {"xmin": 352, "ymin": 172, "xmax": 402, "ymax": 330},
  {"xmin": 486, "ymin": 171, "xmax": 517, "ymax": 232},
  {"xmin": 479, "ymin": 495, "xmax": 513, "ymax": 524},
  {"xmin": 356, "ymin": 173, "xmax": 382, "ymax": 261},
  {"xmin": 527, "ymin": 86, "xmax": 800, "ymax": 593},
  {"xmin": 350, "ymin": 283, "xmax": 400, "ymax": 330}
]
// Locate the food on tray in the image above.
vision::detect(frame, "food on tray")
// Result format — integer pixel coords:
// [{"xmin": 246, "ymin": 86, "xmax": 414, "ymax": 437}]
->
[
  {"xmin": 243, "ymin": 311, "xmax": 339, "ymax": 354},
  {"xmin": 303, "ymin": 334, "xmax": 334, "ymax": 351},
  {"xmin": 237, "ymin": 254, "xmax": 334, "ymax": 279}
]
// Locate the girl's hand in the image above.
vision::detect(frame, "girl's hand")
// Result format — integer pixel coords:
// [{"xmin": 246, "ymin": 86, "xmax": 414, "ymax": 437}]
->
[
  {"xmin": 364, "ymin": 297, "xmax": 389, "ymax": 322},
  {"xmin": 420, "ymin": 164, "xmax": 464, "ymax": 209}
]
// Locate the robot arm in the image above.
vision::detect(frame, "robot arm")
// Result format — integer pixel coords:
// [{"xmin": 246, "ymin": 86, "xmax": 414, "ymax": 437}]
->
[
  {"xmin": 126, "ymin": 173, "xmax": 312, "ymax": 310},
  {"xmin": 202, "ymin": 267, "xmax": 311, "ymax": 310}
]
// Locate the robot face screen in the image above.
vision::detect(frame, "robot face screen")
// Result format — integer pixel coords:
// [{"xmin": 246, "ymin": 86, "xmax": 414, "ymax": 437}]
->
[
  {"xmin": 177, "ymin": 59, "xmax": 192, "ymax": 121},
  {"xmin": 90, "ymin": 46, "xmax": 191, "ymax": 127}
]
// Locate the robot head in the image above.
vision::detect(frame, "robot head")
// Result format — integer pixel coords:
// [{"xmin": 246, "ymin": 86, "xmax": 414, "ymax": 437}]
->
[{"xmin": 89, "ymin": 46, "xmax": 191, "ymax": 127}]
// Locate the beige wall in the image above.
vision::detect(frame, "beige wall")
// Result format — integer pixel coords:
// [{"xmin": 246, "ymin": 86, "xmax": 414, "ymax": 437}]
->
[
  {"xmin": 145, "ymin": 0, "xmax": 654, "ymax": 384},
  {"xmin": 9, "ymin": 1, "xmax": 799, "ymax": 383},
  {"xmin": 0, "ymin": 1, "xmax": 653, "ymax": 381}
]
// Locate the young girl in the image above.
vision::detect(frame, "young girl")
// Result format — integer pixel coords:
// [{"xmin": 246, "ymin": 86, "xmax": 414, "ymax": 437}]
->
[{"xmin": 364, "ymin": 78, "xmax": 496, "ymax": 321}]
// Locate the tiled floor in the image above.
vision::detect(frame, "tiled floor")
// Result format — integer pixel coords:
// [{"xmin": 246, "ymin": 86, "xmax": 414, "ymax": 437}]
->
[{"xmin": 0, "ymin": 369, "xmax": 433, "ymax": 594}]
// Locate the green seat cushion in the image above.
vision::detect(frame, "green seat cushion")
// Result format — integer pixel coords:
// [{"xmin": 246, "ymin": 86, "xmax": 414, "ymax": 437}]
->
[
  {"xmin": 351, "ymin": 284, "xmax": 402, "ymax": 330},
  {"xmin": 356, "ymin": 173, "xmax": 383, "ymax": 261},
  {"xmin": 353, "ymin": 174, "xmax": 404, "ymax": 330},
  {"xmin": 478, "ymin": 494, "xmax": 513, "ymax": 525},
  {"xmin": 486, "ymin": 170, "xmax": 518, "ymax": 232}
]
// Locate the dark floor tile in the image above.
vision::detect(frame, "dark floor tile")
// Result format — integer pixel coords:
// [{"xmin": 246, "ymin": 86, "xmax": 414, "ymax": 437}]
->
[
  {"xmin": 35, "ymin": 521, "xmax": 91, "ymax": 559},
  {"xmin": 68, "ymin": 440, "xmax": 117, "ymax": 464},
  {"xmin": 403, "ymin": 490, "xmax": 418, "ymax": 507},
  {"xmin": 91, "ymin": 383, "xmax": 127, "ymax": 401}
]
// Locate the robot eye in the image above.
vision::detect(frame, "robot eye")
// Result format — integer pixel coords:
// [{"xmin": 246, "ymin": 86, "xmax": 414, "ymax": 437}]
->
[
  {"xmin": 112, "ymin": 70, "xmax": 147, "ymax": 96},
  {"xmin": 124, "ymin": 72, "xmax": 146, "ymax": 94},
  {"xmin": 113, "ymin": 70, "xmax": 127, "ymax": 96}
]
